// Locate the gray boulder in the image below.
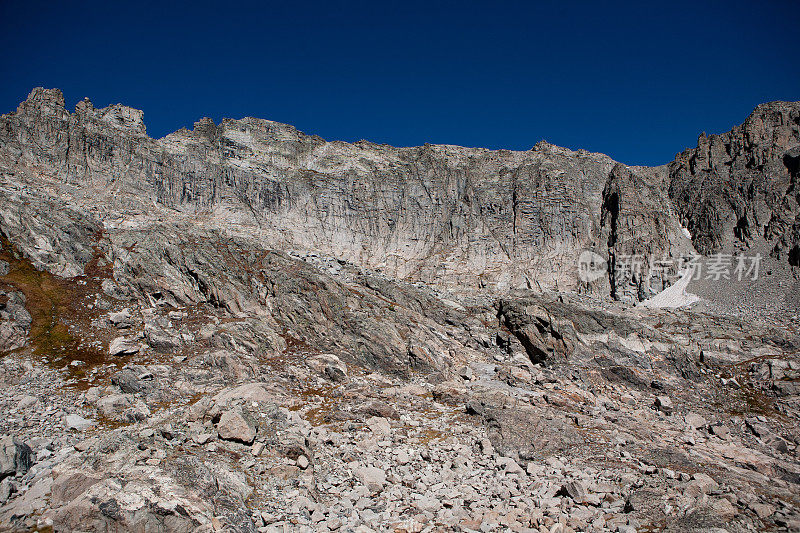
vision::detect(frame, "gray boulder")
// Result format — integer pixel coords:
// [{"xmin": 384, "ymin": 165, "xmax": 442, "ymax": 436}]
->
[
  {"xmin": 109, "ymin": 336, "xmax": 141, "ymax": 356},
  {"xmin": 0, "ymin": 436, "xmax": 32, "ymax": 480},
  {"xmin": 216, "ymin": 407, "xmax": 257, "ymax": 444}
]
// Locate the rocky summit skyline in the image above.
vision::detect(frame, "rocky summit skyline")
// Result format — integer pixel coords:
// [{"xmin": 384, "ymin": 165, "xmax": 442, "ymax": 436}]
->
[{"xmin": 0, "ymin": 87, "xmax": 799, "ymax": 532}]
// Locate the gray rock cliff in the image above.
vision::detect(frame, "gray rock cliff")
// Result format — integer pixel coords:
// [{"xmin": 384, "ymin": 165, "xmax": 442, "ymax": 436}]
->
[{"xmin": 0, "ymin": 88, "xmax": 698, "ymax": 299}]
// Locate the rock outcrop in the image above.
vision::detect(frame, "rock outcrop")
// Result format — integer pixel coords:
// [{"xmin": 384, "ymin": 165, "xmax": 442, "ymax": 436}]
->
[
  {"xmin": 597, "ymin": 164, "xmax": 694, "ymax": 301},
  {"xmin": 668, "ymin": 101, "xmax": 800, "ymax": 259}
]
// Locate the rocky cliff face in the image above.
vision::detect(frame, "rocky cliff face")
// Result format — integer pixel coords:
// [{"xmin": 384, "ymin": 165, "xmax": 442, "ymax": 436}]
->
[
  {"xmin": 0, "ymin": 88, "xmax": 692, "ymax": 300},
  {"xmin": 599, "ymin": 163, "xmax": 693, "ymax": 301},
  {"xmin": 3, "ymin": 89, "xmax": 798, "ymax": 303},
  {"xmin": 668, "ymin": 101, "xmax": 800, "ymax": 260}
]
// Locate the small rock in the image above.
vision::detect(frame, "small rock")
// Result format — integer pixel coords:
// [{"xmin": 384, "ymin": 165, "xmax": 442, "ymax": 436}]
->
[
  {"xmin": 354, "ymin": 466, "xmax": 386, "ymax": 493},
  {"xmin": 396, "ymin": 449, "xmax": 410, "ymax": 465},
  {"xmin": 0, "ymin": 478, "xmax": 11, "ymax": 505},
  {"xmin": 217, "ymin": 407, "xmax": 257, "ymax": 444},
  {"xmin": 710, "ymin": 424, "xmax": 730, "ymax": 439},
  {"xmin": 684, "ymin": 412, "xmax": 707, "ymax": 429},
  {"xmin": 145, "ymin": 324, "xmax": 183, "ymax": 352},
  {"xmin": 413, "ymin": 495, "xmax": 442, "ymax": 513},
  {"xmin": 749, "ymin": 502, "xmax": 775, "ymax": 519},
  {"xmin": 108, "ymin": 308, "xmax": 134, "ymax": 328},
  {"xmin": 709, "ymin": 497, "xmax": 737, "ymax": 518},
  {"xmin": 73, "ymin": 437, "xmax": 98, "ymax": 452},
  {"xmin": 745, "ymin": 417, "xmax": 770, "ymax": 438},
  {"xmin": 559, "ymin": 481, "xmax": 587, "ymax": 503},
  {"xmin": 96, "ymin": 394, "xmax": 133, "ymax": 418},
  {"xmin": 307, "ymin": 354, "xmax": 348, "ymax": 382},
  {"xmin": 16, "ymin": 396, "xmax": 38, "ymax": 410},
  {"xmin": 366, "ymin": 416, "xmax": 390, "ymax": 436},
  {"xmin": 109, "ymin": 336, "xmax": 140, "ymax": 356},
  {"xmin": 685, "ymin": 472, "xmax": 719, "ymax": 496},
  {"xmin": 193, "ymin": 433, "xmax": 214, "ymax": 445},
  {"xmin": 654, "ymin": 396, "xmax": 673, "ymax": 415},
  {"xmin": 65, "ymin": 414, "xmax": 93, "ymax": 431}
]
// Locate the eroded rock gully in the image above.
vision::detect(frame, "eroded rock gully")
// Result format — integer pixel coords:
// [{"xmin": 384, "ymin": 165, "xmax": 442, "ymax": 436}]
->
[{"xmin": 0, "ymin": 88, "xmax": 799, "ymax": 532}]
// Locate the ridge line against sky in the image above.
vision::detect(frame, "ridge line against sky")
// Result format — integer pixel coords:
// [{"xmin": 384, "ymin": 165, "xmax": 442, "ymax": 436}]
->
[{"xmin": 1, "ymin": 0, "xmax": 798, "ymax": 166}]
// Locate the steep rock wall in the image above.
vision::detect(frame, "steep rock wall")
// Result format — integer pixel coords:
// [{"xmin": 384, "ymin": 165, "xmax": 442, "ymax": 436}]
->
[
  {"xmin": 3, "ymin": 88, "xmax": 798, "ymax": 301},
  {"xmin": 668, "ymin": 101, "xmax": 800, "ymax": 260}
]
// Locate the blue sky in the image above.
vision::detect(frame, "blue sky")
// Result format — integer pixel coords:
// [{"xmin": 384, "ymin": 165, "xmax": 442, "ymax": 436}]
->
[{"xmin": 1, "ymin": 0, "xmax": 797, "ymax": 165}]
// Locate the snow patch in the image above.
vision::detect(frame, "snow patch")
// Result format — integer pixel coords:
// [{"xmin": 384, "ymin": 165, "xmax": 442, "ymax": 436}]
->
[{"xmin": 640, "ymin": 269, "xmax": 699, "ymax": 309}]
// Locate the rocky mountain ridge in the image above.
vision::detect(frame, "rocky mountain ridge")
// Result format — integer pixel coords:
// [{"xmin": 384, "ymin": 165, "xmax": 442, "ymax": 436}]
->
[{"xmin": 3, "ymin": 89, "xmax": 798, "ymax": 303}]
